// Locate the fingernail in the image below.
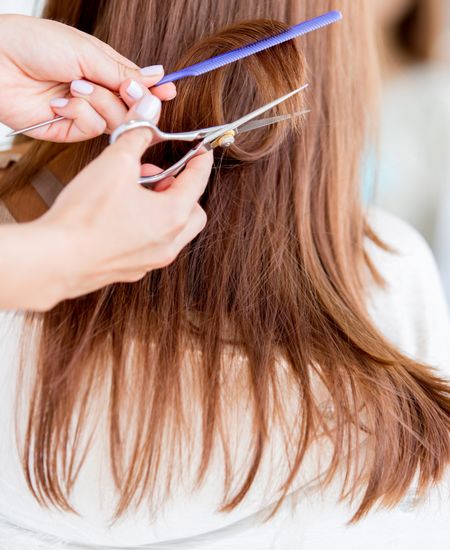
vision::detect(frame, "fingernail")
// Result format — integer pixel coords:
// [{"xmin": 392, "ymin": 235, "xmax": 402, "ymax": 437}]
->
[
  {"xmin": 165, "ymin": 84, "xmax": 177, "ymax": 100},
  {"xmin": 166, "ymin": 91, "xmax": 177, "ymax": 100},
  {"xmin": 126, "ymin": 79, "xmax": 144, "ymax": 100},
  {"xmin": 139, "ymin": 64, "xmax": 164, "ymax": 77},
  {"xmin": 50, "ymin": 98, "xmax": 69, "ymax": 108},
  {"xmin": 71, "ymin": 79, "xmax": 94, "ymax": 95},
  {"xmin": 135, "ymin": 94, "xmax": 161, "ymax": 121}
]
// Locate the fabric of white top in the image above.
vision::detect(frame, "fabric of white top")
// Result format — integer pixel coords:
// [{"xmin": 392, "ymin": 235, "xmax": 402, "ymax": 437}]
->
[
  {"xmin": 0, "ymin": 207, "xmax": 449, "ymax": 550},
  {"xmin": 435, "ymin": 177, "xmax": 450, "ymax": 304}
]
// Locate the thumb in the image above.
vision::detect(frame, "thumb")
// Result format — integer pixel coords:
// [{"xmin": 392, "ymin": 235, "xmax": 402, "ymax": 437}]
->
[
  {"xmin": 107, "ymin": 90, "xmax": 162, "ymax": 159},
  {"xmin": 78, "ymin": 34, "xmax": 165, "ymax": 91}
]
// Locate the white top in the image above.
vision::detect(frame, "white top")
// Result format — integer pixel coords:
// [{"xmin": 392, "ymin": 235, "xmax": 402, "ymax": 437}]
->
[
  {"xmin": 435, "ymin": 177, "xmax": 450, "ymax": 304},
  {"xmin": 0, "ymin": 207, "xmax": 449, "ymax": 550}
]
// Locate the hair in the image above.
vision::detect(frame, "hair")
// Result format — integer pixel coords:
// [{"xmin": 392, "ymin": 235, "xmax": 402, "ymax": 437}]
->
[
  {"xmin": 392, "ymin": 0, "xmax": 443, "ymax": 62},
  {"xmin": 1, "ymin": 0, "xmax": 450, "ymax": 525}
]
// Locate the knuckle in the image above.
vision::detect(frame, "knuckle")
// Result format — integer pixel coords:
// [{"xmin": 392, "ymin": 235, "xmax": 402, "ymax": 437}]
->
[
  {"xmin": 122, "ymin": 271, "xmax": 147, "ymax": 283},
  {"xmin": 75, "ymin": 97, "xmax": 91, "ymax": 115},
  {"xmin": 115, "ymin": 129, "xmax": 151, "ymax": 154},
  {"xmin": 158, "ymin": 244, "xmax": 179, "ymax": 267},
  {"xmin": 168, "ymin": 201, "xmax": 189, "ymax": 229},
  {"xmin": 159, "ymin": 210, "xmax": 186, "ymax": 239},
  {"xmin": 116, "ymin": 62, "xmax": 132, "ymax": 84},
  {"xmin": 196, "ymin": 206, "xmax": 208, "ymax": 228},
  {"xmin": 133, "ymin": 128, "xmax": 153, "ymax": 150},
  {"xmin": 96, "ymin": 118, "xmax": 108, "ymax": 135},
  {"xmin": 114, "ymin": 148, "xmax": 138, "ymax": 172}
]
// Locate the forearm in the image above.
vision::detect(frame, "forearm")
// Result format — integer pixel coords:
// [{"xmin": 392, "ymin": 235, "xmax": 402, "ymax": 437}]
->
[{"xmin": 0, "ymin": 221, "xmax": 68, "ymax": 311}]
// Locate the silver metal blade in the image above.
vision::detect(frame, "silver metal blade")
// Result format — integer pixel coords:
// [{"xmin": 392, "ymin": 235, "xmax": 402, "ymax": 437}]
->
[
  {"xmin": 237, "ymin": 110, "xmax": 311, "ymax": 133},
  {"xmin": 202, "ymin": 84, "xmax": 309, "ymax": 145}
]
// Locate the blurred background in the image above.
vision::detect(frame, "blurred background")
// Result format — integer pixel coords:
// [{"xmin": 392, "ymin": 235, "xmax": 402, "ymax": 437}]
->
[
  {"xmin": 1, "ymin": 0, "xmax": 449, "ymax": 303},
  {"xmin": 368, "ymin": 0, "xmax": 450, "ymax": 305}
]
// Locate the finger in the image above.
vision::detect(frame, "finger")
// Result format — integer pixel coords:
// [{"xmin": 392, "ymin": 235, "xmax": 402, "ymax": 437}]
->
[
  {"xmin": 105, "ymin": 91, "xmax": 161, "ymax": 159},
  {"xmin": 149, "ymin": 204, "xmax": 207, "ymax": 268},
  {"xmin": 114, "ymin": 271, "xmax": 148, "ymax": 284},
  {"xmin": 140, "ymin": 164, "xmax": 176, "ymax": 192},
  {"xmin": 80, "ymin": 37, "xmax": 176, "ymax": 101},
  {"xmin": 163, "ymin": 150, "xmax": 214, "ymax": 205},
  {"xmin": 151, "ymin": 82, "xmax": 177, "ymax": 103},
  {"xmin": 78, "ymin": 33, "xmax": 166, "ymax": 90},
  {"xmin": 119, "ymin": 79, "xmax": 176, "ymax": 109},
  {"xmin": 126, "ymin": 204, "xmax": 207, "ymax": 271},
  {"xmin": 49, "ymin": 97, "xmax": 106, "ymax": 141},
  {"xmin": 70, "ymin": 79, "xmax": 128, "ymax": 132},
  {"xmin": 171, "ymin": 203, "xmax": 208, "ymax": 250}
]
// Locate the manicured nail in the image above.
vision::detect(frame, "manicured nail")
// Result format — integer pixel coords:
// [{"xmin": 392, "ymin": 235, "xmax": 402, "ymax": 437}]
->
[
  {"xmin": 126, "ymin": 80, "xmax": 144, "ymax": 100},
  {"xmin": 135, "ymin": 94, "xmax": 161, "ymax": 121},
  {"xmin": 139, "ymin": 64, "xmax": 164, "ymax": 77},
  {"xmin": 50, "ymin": 98, "xmax": 69, "ymax": 108},
  {"xmin": 165, "ymin": 90, "xmax": 177, "ymax": 100},
  {"xmin": 164, "ymin": 84, "xmax": 177, "ymax": 100},
  {"xmin": 71, "ymin": 79, "xmax": 94, "ymax": 95}
]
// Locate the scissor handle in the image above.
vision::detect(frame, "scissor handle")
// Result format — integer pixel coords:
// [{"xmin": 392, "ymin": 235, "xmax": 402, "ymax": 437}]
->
[
  {"xmin": 109, "ymin": 119, "xmax": 209, "ymax": 144},
  {"xmin": 109, "ymin": 120, "xmax": 210, "ymax": 189},
  {"xmin": 139, "ymin": 142, "xmax": 207, "ymax": 188}
]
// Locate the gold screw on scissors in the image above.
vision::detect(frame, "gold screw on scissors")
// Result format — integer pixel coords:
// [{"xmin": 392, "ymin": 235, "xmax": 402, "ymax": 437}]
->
[
  {"xmin": 109, "ymin": 84, "xmax": 310, "ymax": 188},
  {"xmin": 210, "ymin": 130, "xmax": 237, "ymax": 149}
]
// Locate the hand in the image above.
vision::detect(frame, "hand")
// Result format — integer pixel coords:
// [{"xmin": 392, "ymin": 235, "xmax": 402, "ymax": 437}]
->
[
  {"xmin": 28, "ymin": 89, "xmax": 213, "ymax": 308},
  {"xmin": 0, "ymin": 14, "xmax": 176, "ymax": 141}
]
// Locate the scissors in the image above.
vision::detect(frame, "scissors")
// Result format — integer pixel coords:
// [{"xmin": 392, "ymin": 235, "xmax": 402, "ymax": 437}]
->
[{"xmin": 109, "ymin": 84, "xmax": 309, "ymax": 188}]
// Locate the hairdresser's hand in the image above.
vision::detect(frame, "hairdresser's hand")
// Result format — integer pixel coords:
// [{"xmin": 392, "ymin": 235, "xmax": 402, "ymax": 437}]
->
[
  {"xmin": 0, "ymin": 14, "xmax": 176, "ymax": 142},
  {"xmin": 21, "ymin": 90, "xmax": 213, "ymax": 309}
]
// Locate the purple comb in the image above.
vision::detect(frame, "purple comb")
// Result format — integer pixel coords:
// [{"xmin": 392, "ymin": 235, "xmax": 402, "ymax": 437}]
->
[
  {"xmin": 6, "ymin": 11, "xmax": 342, "ymax": 137},
  {"xmin": 156, "ymin": 11, "xmax": 343, "ymax": 86}
]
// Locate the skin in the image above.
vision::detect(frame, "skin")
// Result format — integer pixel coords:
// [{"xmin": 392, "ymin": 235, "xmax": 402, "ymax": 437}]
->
[{"xmin": 0, "ymin": 15, "xmax": 213, "ymax": 311}]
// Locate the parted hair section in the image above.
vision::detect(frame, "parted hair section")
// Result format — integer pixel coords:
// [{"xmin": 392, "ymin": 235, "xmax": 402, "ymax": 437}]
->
[
  {"xmin": 0, "ymin": 0, "xmax": 449, "ymax": 525},
  {"xmin": 158, "ymin": 19, "xmax": 307, "ymax": 163}
]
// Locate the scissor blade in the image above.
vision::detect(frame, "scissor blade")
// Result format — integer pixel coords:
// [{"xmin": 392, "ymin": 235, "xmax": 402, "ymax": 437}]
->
[
  {"xmin": 238, "ymin": 110, "xmax": 311, "ymax": 133},
  {"xmin": 203, "ymin": 84, "xmax": 309, "ymax": 144}
]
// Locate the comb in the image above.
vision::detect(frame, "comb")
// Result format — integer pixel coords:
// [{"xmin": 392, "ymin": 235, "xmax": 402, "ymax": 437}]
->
[
  {"xmin": 157, "ymin": 10, "xmax": 342, "ymax": 85},
  {"xmin": 6, "ymin": 11, "xmax": 342, "ymax": 137}
]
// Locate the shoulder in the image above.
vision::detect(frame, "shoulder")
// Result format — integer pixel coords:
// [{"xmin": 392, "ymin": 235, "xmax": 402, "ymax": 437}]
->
[
  {"xmin": 364, "ymin": 208, "xmax": 450, "ymax": 375},
  {"xmin": 366, "ymin": 207, "xmax": 436, "ymax": 268}
]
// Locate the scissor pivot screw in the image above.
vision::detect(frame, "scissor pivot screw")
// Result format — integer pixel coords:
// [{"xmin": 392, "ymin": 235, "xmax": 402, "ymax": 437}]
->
[{"xmin": 211, "ymin": 130, "xmax": 236, "ymax": 149}]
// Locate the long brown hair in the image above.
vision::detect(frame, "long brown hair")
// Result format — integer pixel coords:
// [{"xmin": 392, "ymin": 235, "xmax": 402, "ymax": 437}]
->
[{"xmin": 2, "ymin": 0, "xmax": 450, "ymax": 524}]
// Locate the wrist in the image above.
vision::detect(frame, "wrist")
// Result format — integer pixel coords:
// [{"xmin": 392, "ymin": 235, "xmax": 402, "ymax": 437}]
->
[
  {"xmin": 35, "ymin": 212, "xmax": 107, "ymax": 304},
  {"xmin": 0, "ymin": 220, "xmax": 70, "ymax": 311},
  {"xmin": 29, "ymin": 217, "xmax": 87, "ymax": 307},
  {"xmin": 23, "ymin": 220, "xmax": 73, "ymax": 310}
]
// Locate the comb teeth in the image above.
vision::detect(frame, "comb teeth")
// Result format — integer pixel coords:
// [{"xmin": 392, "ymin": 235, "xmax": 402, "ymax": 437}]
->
[{"xmin": 157, "ymin": 11, "xmax": 342, "ymax": 85}]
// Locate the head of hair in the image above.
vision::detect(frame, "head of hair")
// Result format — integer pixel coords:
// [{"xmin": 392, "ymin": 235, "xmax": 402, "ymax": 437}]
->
[{"xmin": 1, "ymin": 0, "xmax": 449, "ymax": 525}]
